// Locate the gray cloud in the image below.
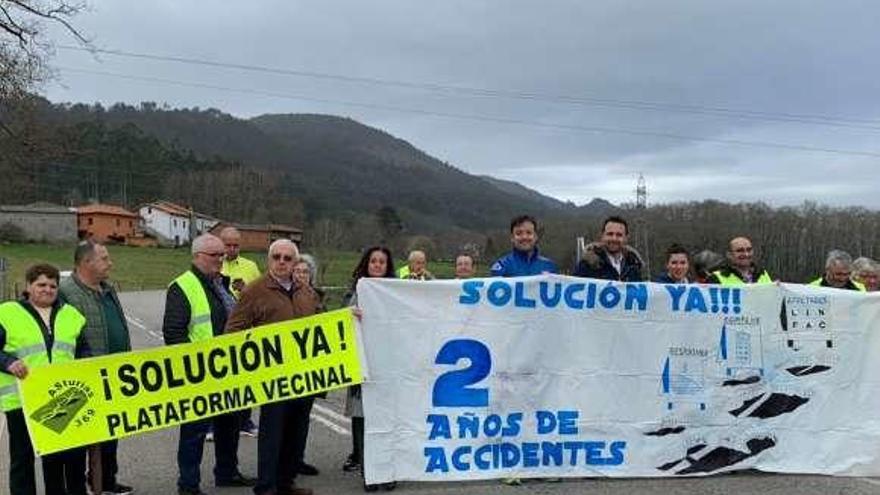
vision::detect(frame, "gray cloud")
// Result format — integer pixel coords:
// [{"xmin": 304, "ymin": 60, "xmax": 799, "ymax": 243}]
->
[{"xmin": 42, "ymin": 0, "xmax": 880, "ymax": 207}]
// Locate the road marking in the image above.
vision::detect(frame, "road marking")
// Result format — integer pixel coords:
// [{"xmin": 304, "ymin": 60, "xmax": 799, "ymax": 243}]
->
[
  {"xmin": 313, "ymin": 403, "xmax": 351, "ymax": 424},
  {"xmin": 311, "ymin": 412, "xmax": 351, "ymax": 436},
  {"xmin": 126, "ymin": 316, "xmax": 161, "ymax": 341},
  {"xmin": 125, "ymin": 316, "xmax": 146, "ymax": 330}
]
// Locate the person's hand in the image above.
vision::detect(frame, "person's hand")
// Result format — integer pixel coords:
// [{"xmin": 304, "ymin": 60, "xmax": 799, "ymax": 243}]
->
[
  {"xmin": 6, "ymin": 360, "xmax": 27, "ymax": 379},
  {"xmin": 351, "ymin": 307, "xmax": 363, "ymax": 321},
  {"xmin": 232, "ymin": 279, "xmax": 246, "ymax": 292}
]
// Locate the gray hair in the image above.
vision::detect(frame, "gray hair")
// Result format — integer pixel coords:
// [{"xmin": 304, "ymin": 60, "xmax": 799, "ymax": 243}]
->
[
  {"xmin": 268, "ymin": 238, "xmax": 298, "ymax": 256},
  {"xmin": 297, "ymin": 253, "xmax": 319, "ymax": 285},
  {"xmin": 74, "ymin": 240, "xmax": 100, "ymax": 266},
  {"xmin": 191, "ymin": 234, "xmax": 221, "ymax": 255},
  {"xmin": 853, "ymin": 256, "xmax": 879, "ymax": 275},
  {"xmin": 692, "ymin": 250, "xmax": 724, "ymax": 275},
  {"xmin": 825, "ymin": 249, "xmax": 853, "ymax": 270},
  {"xmin": 408, "ymin": 250, "xmax": 426, "ymax": 262}
]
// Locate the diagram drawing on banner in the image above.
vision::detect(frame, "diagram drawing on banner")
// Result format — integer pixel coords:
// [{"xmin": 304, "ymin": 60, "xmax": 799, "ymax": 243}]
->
[{"xmin": 357, "ymin": 276, "xmax": 880, "ymax": 484}]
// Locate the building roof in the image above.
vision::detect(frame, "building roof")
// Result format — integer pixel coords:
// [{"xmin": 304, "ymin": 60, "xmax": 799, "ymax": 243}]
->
[
  {"xmin": 211, "ymin": 222, "xmax": 303, "ymax": 234},
  {"xmin": 0, "ymin": 203, "xmax": 75, "ymax": 215},
  {"xmin": 76, "ymin": 203, "xmax": 139, "ymax": 218},
  {"xmin": 141, "ymin": 200, "xmax": 217, "ymax": 221}
]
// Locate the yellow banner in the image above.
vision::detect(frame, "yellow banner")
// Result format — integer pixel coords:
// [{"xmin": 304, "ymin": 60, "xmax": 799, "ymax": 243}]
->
[{"xmin": 20, "ymin": 308, "xmax": 361, "ymax": 456}]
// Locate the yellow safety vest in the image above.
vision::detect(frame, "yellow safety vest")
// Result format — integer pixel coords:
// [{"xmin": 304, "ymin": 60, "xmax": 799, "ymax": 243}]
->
[
  {"xmin": 397, "ymin": 265, "xmax": 411, "ymax": 279},
  {"xmin": 221, "ymin": 256, "xmax": 261, "ymax": 299},
  {"xmin": 0, "ymin": 302, "xmax": 84, "ymax": 412},
  {"xmin": 170, "ymin": 271, "xmax": 214, "ymax": 343},
  {"xmin": 713, "ymin": 270, "xmax": 773, "ymax": 286},
  {"xmin": 809, "ymin": 277, "xmax": 866, "ymax": 291}
]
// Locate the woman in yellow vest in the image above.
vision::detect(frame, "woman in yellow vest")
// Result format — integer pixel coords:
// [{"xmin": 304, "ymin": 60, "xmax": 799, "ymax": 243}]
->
[{"xmin": 0, "ymin": 264, "xmax": 89, "ymax": 495}]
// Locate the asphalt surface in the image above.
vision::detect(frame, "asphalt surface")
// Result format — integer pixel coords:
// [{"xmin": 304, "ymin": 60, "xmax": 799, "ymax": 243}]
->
[{"xmin": 1, "ymin": 290, "xmax": 879, "ymax": 494}]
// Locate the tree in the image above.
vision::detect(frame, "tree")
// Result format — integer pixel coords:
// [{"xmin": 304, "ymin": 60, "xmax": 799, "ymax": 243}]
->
[
  {"xmin": 0, "ymin": 1, "xmax": 88, "ymax": 116},
  {"xmin": 376, "ymin": 205, "xmax": 403, "ymax": 243}
]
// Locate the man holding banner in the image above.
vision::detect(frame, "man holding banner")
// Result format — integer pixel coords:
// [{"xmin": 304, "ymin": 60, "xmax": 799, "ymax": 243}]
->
[
  {"xmin": 163, "ymin": 234, "xmax": 256, "ymax": 495},
  {"xmin": 226, "ymin": 239, "xmax": 315, "ymax": 495},
  {"xmin": 60, "ymin": 240, "xmax": 134, "ymax": 495}
]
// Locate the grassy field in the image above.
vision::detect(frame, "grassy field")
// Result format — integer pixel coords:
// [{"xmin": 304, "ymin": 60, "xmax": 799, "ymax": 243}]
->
[{"xmin": 0, "ymin": 243, "xmax": 463, "ymax": 306}]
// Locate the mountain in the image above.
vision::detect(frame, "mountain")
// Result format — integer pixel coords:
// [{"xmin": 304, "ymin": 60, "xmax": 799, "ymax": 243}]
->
[
  {"xmin": 10, "ymin": 99, "xmax": 621, "ymax": 238},
  {"xmin": 478, "ymin": 175, "xmax": 572, "ymax": 211}
]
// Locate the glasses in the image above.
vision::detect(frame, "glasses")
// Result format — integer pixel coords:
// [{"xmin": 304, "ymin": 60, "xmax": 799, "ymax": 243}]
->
[
  {"xmin": 271, "ymin": 253, "xmax": 296, "ymax": 262},
  {"xmin": 198, "ymin": 252, "xmax": 225, "ymax": 258}
]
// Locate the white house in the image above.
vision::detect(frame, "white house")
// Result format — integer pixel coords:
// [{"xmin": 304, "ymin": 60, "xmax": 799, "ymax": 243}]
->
[{"xmin": 138, "ymin": 201, "xmax": 218, "ymax": 247}]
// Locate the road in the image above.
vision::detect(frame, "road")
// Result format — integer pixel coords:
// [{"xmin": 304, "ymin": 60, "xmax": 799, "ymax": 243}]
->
[{"xmin": 2, "ymin": 290, "xmax": 879, "ymax": 494}]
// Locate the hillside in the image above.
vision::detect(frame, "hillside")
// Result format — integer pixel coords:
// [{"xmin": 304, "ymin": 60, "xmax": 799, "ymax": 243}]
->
[{"xmin": 19, "ymin": 100, "xmax": 588, "ymax": 233}]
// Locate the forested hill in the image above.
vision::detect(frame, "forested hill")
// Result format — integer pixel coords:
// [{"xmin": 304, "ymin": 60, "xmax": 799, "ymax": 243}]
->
[{"xmin": 8, "ymin": 99, "xmax": 585, "ymax": 235}]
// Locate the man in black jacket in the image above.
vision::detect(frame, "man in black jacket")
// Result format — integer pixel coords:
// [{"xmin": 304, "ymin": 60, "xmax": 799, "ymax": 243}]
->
[
  {"xmin": 573, "ymin": 216, "xmax": 644, "ymax": 282},
  {"xmin": 163, "ymin": 234, "xmax": 256, "ymax": 495}
]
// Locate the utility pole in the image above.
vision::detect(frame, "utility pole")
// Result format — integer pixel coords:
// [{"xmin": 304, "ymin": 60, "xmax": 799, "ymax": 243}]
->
[{"xmin": 634, "ymin": 173, "xmax": 651, "ymax": 274}]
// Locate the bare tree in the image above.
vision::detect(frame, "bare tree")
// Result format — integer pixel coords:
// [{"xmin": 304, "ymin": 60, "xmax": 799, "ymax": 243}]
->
[{"xmin": 0, "ymin": 0, "xmax": 88, "ymax": 123}]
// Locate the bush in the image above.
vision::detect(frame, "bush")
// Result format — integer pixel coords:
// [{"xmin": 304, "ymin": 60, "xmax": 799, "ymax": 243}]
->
[{"xmin": 0, "ymin": 223, "xmax": 25, "ymax": 243}]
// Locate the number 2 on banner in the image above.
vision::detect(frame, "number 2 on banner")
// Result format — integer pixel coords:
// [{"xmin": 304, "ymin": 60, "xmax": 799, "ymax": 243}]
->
[{"xmin": 432, "ymin": 339, "xmax": 491, "ymax": 407}]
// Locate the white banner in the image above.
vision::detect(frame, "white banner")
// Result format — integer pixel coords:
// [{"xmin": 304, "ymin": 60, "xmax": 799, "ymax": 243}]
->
[{"xmin": 358, "ymin": 276, "xmax": 880, "ymax": 483}]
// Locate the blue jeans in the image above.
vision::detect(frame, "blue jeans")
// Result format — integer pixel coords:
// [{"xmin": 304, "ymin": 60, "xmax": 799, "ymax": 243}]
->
[{"xmin": 177, "ymin": 413, "xmax": 240, "ymax": 490}]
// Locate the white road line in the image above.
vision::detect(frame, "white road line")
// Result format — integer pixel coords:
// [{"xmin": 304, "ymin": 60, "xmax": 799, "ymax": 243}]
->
[
  {"xmin": 126, "ymin": 316, "xmax": 161, "ymax": 341},
  {"xmin": 125, "ymin": 316, "xmax": 146, "ymax": 330},
  {"xmin": 313, "ymin": 403, "xmax": 350, "ymax": 424},
  {"xmin": 311, "ymin": 412, "xmax": 351, "ymax": 436}
]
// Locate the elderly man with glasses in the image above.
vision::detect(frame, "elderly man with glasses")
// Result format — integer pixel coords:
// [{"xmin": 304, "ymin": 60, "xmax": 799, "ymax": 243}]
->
[
  {"xmin": 225, "ymin": 239, "xmax": 317, "ymax": 495},
  {"xmin": 163, "ymin": 234, "xmax": 256, "ymax": 495},
  {"xmin": 709, "ymin": 236, "xmax": 773, "ymax": 285}
]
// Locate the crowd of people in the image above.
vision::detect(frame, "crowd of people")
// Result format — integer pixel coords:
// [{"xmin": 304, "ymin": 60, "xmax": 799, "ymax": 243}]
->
[{"xmin": 2, "ymin": 215, "xmax": 879, "ymax": 495}]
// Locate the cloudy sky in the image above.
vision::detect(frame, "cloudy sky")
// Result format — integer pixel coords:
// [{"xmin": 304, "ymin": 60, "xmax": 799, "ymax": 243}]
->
[{"xmin": 43, "ymin": 0, "xmax": 880, "ymax": 207}]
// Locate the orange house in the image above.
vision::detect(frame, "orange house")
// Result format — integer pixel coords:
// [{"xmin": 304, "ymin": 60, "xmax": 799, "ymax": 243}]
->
[{"xmin": 76, "ymin": 204, "xmax": 140, "ymax": 243}]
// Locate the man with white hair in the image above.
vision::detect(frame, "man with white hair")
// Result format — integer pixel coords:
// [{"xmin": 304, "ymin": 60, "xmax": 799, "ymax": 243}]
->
[
  {"xmin": 163, "ymin": 234, "xmax": 256, "ymax": 495},
  {"xmin": 226, "ymin": 239, "xmax": 316, "ymax": 495},
  {"xmin": 397, "ymin": 250, "xmax": 435, "ymax": 280},
  {"xmin": 810, "ymin": 249, "xmax": 865, "ymax": 291}
]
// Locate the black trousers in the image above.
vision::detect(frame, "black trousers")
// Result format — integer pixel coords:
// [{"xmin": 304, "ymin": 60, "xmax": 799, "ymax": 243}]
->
[
  {"xmin": 177, "ymin": 412, "xmax": 241, "ymax": 490},
  {"xmin": 255, "ymin": 397, "xmax": 313, "ymax": 494},
  {"xmin": 5, "ymin": 408, "xmax": 87, "ymax": 495},
  {"xmin": 87, "ymin": 439, "xmax": 120, "ymax": 488}
]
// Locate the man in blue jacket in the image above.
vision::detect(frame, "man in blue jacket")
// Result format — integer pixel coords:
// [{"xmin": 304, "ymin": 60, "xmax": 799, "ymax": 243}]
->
[{"xmin": 491, "ymin": 214, "xmax": 558, "ymax": 277}]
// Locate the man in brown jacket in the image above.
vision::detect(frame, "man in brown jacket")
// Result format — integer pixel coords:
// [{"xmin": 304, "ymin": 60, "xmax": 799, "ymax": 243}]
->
[{"xmin": 226, "ymin": 239, "xmax": 321, "ymax": 495}]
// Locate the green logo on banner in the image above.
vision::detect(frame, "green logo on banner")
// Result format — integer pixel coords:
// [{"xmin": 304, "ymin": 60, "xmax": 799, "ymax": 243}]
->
[{"xmin": 29, "ymin": 380, "xmax": 94, "ymax": 434}]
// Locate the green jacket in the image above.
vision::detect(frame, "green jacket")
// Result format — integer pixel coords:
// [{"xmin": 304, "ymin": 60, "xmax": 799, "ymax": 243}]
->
[{"xmin": 59, "ymin": 273, "xmax": 131, "ymax": 356}]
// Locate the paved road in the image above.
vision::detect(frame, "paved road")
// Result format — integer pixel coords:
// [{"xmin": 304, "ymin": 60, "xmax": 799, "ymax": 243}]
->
[{"xmin": 2, "ymin": 290, "xmax": 880, "ymax": 494}]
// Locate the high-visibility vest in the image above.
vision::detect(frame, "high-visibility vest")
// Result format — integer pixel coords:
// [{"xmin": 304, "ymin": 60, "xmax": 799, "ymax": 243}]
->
[
  {"xmin": 0, "ymin": 302, "xmax": 84, "ymax": 412},
  {"xmin": 170, "ymin": 271, "xmax": 214, "ymax": 343},
  {"xmin": 221, "ymin": 256, "xmax": 261, "ymax": 299},
  {"xmin": 809, "ymin": 277, "xmax": 866, "ymax": 292},
  {"xmin": 397, "ymin": 265, "xmax": 411, "ymax": 279},
  {"xmin": 713, "ymin": 270, "xmax": 773, "ymax": 286}
]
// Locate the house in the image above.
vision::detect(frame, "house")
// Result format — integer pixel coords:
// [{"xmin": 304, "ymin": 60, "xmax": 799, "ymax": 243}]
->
[
  {"xmin": 210, "ymin": 222, "xmax": 303, "ymax": 251},
  {"xmin": 0, "ymin": 203, "xmax": 77, "ymax": 243},
  {"xmin": 75, "ymin": 204, "xmax": 140, "ymax": 243},
  {"xmin": 139, "ymin": 201, "xmax": 219, "ymax": 247}
]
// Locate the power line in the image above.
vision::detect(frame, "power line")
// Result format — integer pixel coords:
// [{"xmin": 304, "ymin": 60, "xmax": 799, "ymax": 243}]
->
[
  {"xmin": 57, "ymin": 44, "xmax": 880, "ymax": 131},
  {"xmin": 56, "ymin": 66, "xmax": 880, "ymax": 159}
]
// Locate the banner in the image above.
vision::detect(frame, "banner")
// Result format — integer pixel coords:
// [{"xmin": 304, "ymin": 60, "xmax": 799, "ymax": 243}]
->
[
  {"xmin": 20, "ymin": 308, "xmax": 360, "ymax": 455},
  {"xmin": 358, "ymin": 276, "xmax": 880, "ymax": 483}
]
